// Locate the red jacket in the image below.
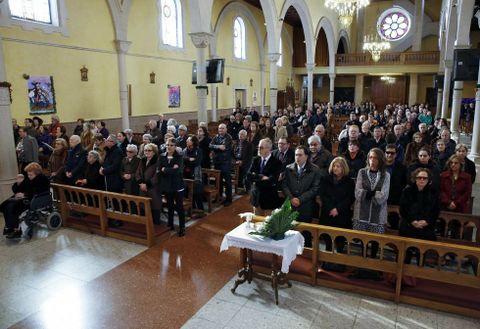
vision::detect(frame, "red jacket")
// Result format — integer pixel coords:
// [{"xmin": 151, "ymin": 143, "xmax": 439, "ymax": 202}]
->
[{"xmin": 439, "ymin": 170, "xmax": 472, "ymax": 213}]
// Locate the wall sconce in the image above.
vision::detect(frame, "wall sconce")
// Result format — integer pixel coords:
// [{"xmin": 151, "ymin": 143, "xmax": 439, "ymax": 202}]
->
[
  {"xmin": 150, "ymin": 71, "xmax": 156, "ymax": 84},
  {"xmin": 250, "ymin": 78, "xmax": 253, "ymax": 87},
  {"xmin": 80, "ymin": 66, "xmax": 88, "ymax": 81},
  {"xmin": 226, "ymin": 77, "xmax": 230, "ymax": 86}
]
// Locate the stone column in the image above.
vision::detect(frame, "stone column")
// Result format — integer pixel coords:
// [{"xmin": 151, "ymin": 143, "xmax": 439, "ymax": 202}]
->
[
  {"xmin": 260, "ymin": 64, "xmax": 266, "ymax": 115},
  {"xmin": 329, "ymin": 74, "xmax": 336, "ymax": 105},
  {"xmin": 305, "ymin": 63, "xmax": 315, "ymax": 108},
  {"xmin": 469, "ymin": 60, "xmax": 480, "ymax": 175},
  {"xmin": 354, "ymin": 74, "xmax": 364, "ymax": 105},
  {"xmin": 190, "ymin": 32, "xmax": 212, "ymax": 123},
  {"xmin": 268, "ymin": 53, "xmax": 281, "ymax": 112},
  {"xmin": 0, "ymin": 37, "xmax": 18, "ymax": 202},
  {"xmin": 441, "ymin": 60, "xmax": 453, "ymax": 118},
  {"xmin": 115, "ymin": 40, "xmax": 131, "ymax": 130},
  {"xmin": 356, "ymin": 7, "xmax": 366, "ymax": 52},
  {"xmin": 450, "ymin": 81, "xmax": 463, "ymax": 142},
  {"xmin": 409, "ymin": 74, "xmax": 418, "ymax": 105},
  {"xmin": 435, "ymin": 86, "xmax": 443, "ymax": 119},
  {"xmin": 210, "ymin": 84, "xmax": 217, "ymax": 122},
  {"xmin": 412, "ymin": 0, "xmax": 424, "ymax": 51}
]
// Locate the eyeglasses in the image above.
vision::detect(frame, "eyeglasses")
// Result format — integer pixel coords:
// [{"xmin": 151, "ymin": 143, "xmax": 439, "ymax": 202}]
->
[
  {"xmin": 415, "ymin": 176, "xmax": 428, "ymax": 180},
  {"xmin": 385, "ymin": 151, "xmax": 396, "ymax": 155}
]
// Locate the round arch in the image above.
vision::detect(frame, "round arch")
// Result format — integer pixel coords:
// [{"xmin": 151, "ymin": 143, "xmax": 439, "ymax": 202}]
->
[
  {"xmin": 315, "ymin": 16, "xmax": 336, "ymax": 73},
  {"xmin": 338, "ymin": 29, "xmax": 350, "ymax": 53},
  {"xmin": 210, "ymin": 1, "xmax": 264, "ymax": 63},
  {"xmin": 279, "ymin": 0, "xmax": 315, "ymax": 64}
]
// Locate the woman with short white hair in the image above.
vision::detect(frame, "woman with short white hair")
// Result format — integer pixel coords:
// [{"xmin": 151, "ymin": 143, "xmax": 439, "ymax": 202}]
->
[{"xmin": 121, "ymin": 144, "xmax": 141, "ymax": 195}]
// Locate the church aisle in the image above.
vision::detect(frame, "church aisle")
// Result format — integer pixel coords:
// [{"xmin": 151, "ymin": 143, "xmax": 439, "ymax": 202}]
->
[{"xmin": 8, "ymin": 197, "xmax": 251, "ymax": 329}]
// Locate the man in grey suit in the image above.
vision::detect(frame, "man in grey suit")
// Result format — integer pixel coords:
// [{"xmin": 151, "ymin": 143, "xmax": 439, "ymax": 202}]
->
[{"xmin": 17, "ymin": 127, "xmax": 39, "ymax": 173}]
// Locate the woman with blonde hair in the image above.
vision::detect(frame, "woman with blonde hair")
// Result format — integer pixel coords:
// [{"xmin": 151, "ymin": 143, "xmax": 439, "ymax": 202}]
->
[
  {"xmin": 440, "ymin": 154, "xmax": 472, "ymax": 213},
  {"xmin": 320, "ymin": 157, "xmax": 355, "ymax": 255},
  {"xmin": 273, "ymin": 117, "xmax": 288, "ymax": 144}
]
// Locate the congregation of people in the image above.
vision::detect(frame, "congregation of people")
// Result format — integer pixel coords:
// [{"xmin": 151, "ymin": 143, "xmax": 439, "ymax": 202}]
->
[{"xmin": 5, "ymin": 101, "xmax": 477, "ymax": 254}]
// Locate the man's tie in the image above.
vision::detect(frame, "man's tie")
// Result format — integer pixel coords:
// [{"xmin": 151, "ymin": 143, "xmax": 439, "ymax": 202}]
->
[
  {"xmin": 260, "ymin": 158, "xmax": 266, "ymax": 174},
  {"xmin": 279, "ymin": 152, "xmax": 285, "ymax": 162}
]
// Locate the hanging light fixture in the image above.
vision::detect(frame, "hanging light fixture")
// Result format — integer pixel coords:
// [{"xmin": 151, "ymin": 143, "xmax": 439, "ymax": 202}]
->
[
  {"xmin": 363, "ymin": 34, "xmax": 391, "ymax": 62},
  {"xmin": 325, "ymin": 0, "xmax": 370, "ymax": 27}
]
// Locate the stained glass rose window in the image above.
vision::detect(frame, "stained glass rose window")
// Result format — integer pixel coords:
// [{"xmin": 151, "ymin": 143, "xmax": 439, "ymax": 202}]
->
[{"xmin": 377, "ymin": 7, "xmax": 411, "ymax": 41}]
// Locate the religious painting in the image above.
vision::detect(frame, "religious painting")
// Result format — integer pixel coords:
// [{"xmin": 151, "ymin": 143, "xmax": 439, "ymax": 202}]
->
[
  {"xmin": 27, "ymin": 76, "xmax": 56, "ymax": 114},
  {"xmin": 168, "ymin": 85, "xmax": 180, "ymax": 107}
]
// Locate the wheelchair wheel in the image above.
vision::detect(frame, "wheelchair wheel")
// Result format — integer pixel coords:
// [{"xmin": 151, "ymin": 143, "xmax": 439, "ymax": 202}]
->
[{"xmin": 46, "ymin": 212, "xmax": 62, "ymax": 230}]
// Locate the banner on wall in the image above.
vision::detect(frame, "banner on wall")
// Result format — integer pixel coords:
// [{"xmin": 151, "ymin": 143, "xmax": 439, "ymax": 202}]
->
[
  {"xmin": 168, "ymin": 85, "xmax": 180, "ymax": 108},
  {"xmin": 27, "ymin": 76, "xmax": 57, "ymax": 114}
]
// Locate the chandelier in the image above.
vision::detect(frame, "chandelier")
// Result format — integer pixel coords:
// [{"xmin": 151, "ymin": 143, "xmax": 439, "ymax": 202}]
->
[
  {"xmin": 325, "ymin": 0, "xmax": 370, "ymax": 27},
  {"xmin": 363, "ymin": 34, "xmax": 391, "ymax": 62},
  {"xmin": 380, "ymin": 76, "xmax": 395, "ymax": 84}
]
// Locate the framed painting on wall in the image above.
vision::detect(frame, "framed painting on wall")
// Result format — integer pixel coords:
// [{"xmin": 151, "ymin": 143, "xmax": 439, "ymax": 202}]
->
[
  {"xmin": 27, "ymin": 76, "xmax": 56, "ymax": 114},
  {"xmin": 168, "ymin": 85, "xmax": 180, "ymax": 107}
]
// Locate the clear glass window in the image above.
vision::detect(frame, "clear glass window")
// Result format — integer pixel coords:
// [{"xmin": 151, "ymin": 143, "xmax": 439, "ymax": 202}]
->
[
  {"xmin": 233, "ymin": 17, "xmax": 246, "ymax": 60},
  {"xmin": 161, "ymin": 0, "xmax": 183, "ymax": 48},
  {"xmin": 9, "ymin": 0, "xmax": 53, "ymax": 25}
]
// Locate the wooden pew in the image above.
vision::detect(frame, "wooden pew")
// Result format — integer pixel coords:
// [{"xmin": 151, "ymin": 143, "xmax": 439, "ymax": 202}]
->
[
  {"xmin": 244, "ymin": 216, "xmax": 480, "ymax": 318},
  {"xmin": 52, "ymin": 184, "xmax": 170, "ymax": 247},
  {"xmin": 386, "ymin": 205, "xmax": 480, "ymax": 247}
]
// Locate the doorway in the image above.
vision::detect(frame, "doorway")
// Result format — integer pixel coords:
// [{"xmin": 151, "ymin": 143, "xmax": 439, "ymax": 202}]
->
[{"xmin": 235, "ymin": 89, "xmax": 246, "ymax": 109}]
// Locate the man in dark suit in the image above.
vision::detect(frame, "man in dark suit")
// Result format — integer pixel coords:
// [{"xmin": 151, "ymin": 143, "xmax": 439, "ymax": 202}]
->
[
  {"xmin": 209, "ymin": 123, "xmax": 233, "ymax": 206},
  {"xmin": 247, "ymin": 138, "xmax": 282, "ymax": 215},
  {"xmin": 385, "ymin": 144, "xmax": 407, "ymax": 230},
  {"xmin": 64, "ymin": 135, "xmax": 87, "ymax": 185},
  {"xmin": 157, "ymin": 114, "xmax": 168, "ymax": 136},
  {"xmin": 272, "ymin": 137, "xmax": 294, "ymax": 172}
]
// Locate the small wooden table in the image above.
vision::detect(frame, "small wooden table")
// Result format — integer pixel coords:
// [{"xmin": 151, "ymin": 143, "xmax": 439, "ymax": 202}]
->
[{"xmin": 220, "ymin": 223, "xmax": 304, "ymax": 305}]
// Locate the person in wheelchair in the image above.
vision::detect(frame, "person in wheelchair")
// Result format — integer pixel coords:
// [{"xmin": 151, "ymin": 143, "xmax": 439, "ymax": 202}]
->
[{"xmin": 1, "ymin": 162, "xmax": 50, "ymax": 239}]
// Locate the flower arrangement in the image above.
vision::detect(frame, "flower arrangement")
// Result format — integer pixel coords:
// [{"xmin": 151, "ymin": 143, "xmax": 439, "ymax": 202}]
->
[{"xmin": 249, "ymin": 199, "xmax": 299, "ymax": 240}]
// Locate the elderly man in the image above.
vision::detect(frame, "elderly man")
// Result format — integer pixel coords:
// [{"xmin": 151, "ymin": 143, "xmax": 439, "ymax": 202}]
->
[
  {"xmin": 64, "ymin": 135, "xmax": 87, "ymax": 185},
  {"xmin": 124, "ymin": 129, "xmax": 138, "ymax": 146},
  {"xmin": 313, "ymin": 124, "xmax": 332, "ymax": 153},
  {"xmin": 393, "ymin": 124, "xmax": 409, "ymax": 148},
  {"xmin": 308, "ymin": 135, "xmax": 333, "ymax": 179},
  {"xmin": 283, "ymin": 145, "xmax": 320, "ymax": 247},
  {"xmin": 247, "ymin": 138, "xmax": 282, "ymax": 215},
  {"xmin": 146, "ymin": 119, "xmax": 162, "ymax": 145},
  {"xmin": 176, "ymin": 125, "xmax": 188, "ymax": 149},
  {"xmin": 338, "ymin": 124, "xmax": 364, "ymax": 155},
  {"xmin": 157, "ymin": 113, "xmax": 168, "ymax": 136},
  {"xmin": 210, "ymin": 123, "xmax": 233, "ymax": 206},
  {"xmin": 100, "ymin": 134, "xmax": 124, "ymax": 193},
  {"xmin": 234, "ymin": 130, "xmax": 253, "ymax": 191}
]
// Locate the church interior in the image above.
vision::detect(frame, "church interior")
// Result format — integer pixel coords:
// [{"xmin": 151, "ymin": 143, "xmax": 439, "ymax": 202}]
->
[{"xmin": 1, "ymin": 0, "xmax": 480, "ymax": 328}]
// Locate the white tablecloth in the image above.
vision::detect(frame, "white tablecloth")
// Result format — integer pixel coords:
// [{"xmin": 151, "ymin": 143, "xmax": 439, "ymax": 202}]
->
[{"xmin": 220, "ymin": 222, "xmax": 305, "ymax": 273}]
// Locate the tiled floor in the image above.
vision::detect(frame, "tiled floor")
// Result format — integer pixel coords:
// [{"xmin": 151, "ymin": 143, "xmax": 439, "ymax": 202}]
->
[
  {"xmin": 0, "ymin": 226, "xmax": 147, "ymax": 329},
  {"xmin": 183, "ymin": 276, "xmax": 480, "ymax": 329},
  {"xmin": 2, "ymin": 183, "xmax": 480, "ymax": 328}
]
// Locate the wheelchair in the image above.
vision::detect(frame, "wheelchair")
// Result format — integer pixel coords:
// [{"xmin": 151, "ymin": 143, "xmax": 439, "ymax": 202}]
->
[{"xmin": 18, "ymin": 191, "xmax": 62, "ymax": 239}]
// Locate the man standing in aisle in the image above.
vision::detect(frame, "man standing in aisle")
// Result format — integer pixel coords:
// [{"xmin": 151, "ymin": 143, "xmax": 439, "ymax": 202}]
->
[{"xmin": 210, "ymin": 123, "xmax": 233, "ymax": 206}]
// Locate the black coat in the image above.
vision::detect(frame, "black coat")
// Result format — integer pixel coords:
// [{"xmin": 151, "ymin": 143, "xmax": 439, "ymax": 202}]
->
[
  {"xmin": 136, "ymin": 155, "xmax": 162, "ymax": 210},
  {"xmin": 102, "ymin": 145, "xmax": 124, "ymax": 192},
  {"xmin": 121, "ymin": 156, "xmax": 141, "ymax": 195},
  {"xmin": 65, "ymin": 144, "xmax": 87, "ymax": 182},
  {"xmin": 406, "ymin": 160, "xmax": 440, "ymax": 195},
  {"xmin": 399, "ymin": 184, "xmax": 439, "ymax": 240},
  {"xmin": 319, "ymin": 174, "xmax": 355, "ymax": 229},
  {"xmin": 199, "ymin": 136, "xmax": 212, "ymax": 169},
  {"xmin": 386, "ymin": 162, "xmax": 407, "ymax": 205},
  {"xmin": 247, "ymin": 155, "xmax": 282, "ymax": 210},
  {"xmin": 78, "ymin": 161, "xmax": 104, "ymax": 190},
  {"xmin": 158, "ymin": 152, "xmax": 185, "ymax": 193},
  {"xmin": 282, "ymin": 162, "xmax": 321, "ymax": 222}
]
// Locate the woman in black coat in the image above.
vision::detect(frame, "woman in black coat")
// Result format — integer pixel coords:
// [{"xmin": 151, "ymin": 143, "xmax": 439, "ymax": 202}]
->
[
  {"xmin": 135, "ymin": 143, "xmax": 162, "ymax": 224},
  {"xmin": 1, "ymin": 162, "xmax": 50, "ymax": 239},
  {"xmin": 158, "ymin": 138, "xmax": 186, "ymax": 236},
  {"xmin": 197, "ymin": 127, "xmax": 211, "ymax": 169},
  {"xmin": 76, "ymin": 150, "xmax": 105, "ymax": 190},
  {"xmin": 320, "ymin": 157, "xmax": 355, "ymax": 253},
  {"xmin": 399, "ymin": 168, "xmax": 440, "ymax": 264}
]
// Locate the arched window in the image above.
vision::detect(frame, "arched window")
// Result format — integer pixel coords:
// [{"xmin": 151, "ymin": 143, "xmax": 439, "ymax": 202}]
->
[
  {"xmin": 277, "ymin": 38, "xmax": 282, "ymax": 67},
  {"xmin": 160, "ymin": 0, "xmax": 183, "ymax": 48},
  {"xmin": 9, "ymin": 0, "xmax": 58, "ymax": 25},
  {"xmin": 233, "ymin": 17, "xmax": 246, "ymax": 60}
]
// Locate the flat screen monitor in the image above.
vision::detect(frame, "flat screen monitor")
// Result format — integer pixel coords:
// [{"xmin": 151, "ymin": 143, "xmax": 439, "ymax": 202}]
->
[{"xmin": 192, "ymin": 59, "xmax": 225, "ymax": 84}]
